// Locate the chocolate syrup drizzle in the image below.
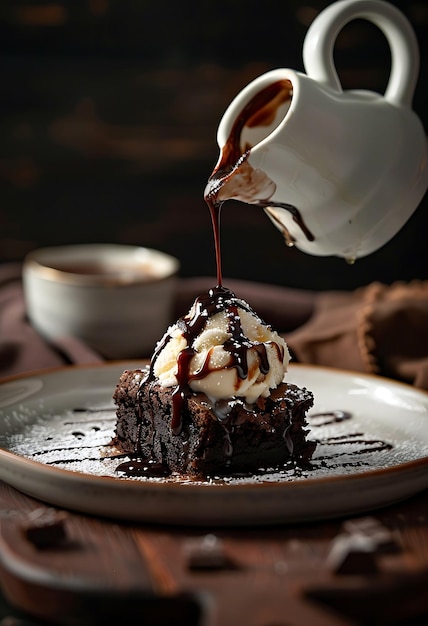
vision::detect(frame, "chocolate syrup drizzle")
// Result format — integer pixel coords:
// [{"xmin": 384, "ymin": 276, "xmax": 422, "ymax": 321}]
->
[{"xmin": 146, "ymin": 285, "xmax": 284, "ymax": 436}]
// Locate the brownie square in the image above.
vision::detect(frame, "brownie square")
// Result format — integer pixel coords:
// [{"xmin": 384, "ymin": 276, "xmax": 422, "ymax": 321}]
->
[{"xmin": 113, "ymin": 367, "xmax": 316, "ymax": 478}]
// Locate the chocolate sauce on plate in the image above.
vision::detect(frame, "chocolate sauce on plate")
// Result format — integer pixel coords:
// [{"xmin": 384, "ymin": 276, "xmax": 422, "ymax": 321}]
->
[
  {"xmin": 116, "ymin": 458, "xmax": 171, "ymax": 478},
  {"xmin": 10, "ymin": 404, "xmax": 396, "ymax": 480}
]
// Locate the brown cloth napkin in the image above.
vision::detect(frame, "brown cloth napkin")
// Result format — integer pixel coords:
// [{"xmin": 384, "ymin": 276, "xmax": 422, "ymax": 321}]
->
[
  {"xmin": 1, "ymin": 263, "xmax": 428, "ymax": 390},
  {"xmin": 286, "ymin": 280, "xmax": 428, "ymax": 390}
]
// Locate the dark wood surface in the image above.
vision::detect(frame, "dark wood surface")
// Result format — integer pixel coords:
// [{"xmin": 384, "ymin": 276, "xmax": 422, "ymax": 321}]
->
[{"xmin": 1, "ymin": 480, "xmax": 428, "ymax": 626}]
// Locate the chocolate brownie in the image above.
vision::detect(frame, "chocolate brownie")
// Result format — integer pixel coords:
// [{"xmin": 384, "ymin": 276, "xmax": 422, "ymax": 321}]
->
[{"xmin": 113, "ymin": 366, "xmax": 316, "ymax": 478}]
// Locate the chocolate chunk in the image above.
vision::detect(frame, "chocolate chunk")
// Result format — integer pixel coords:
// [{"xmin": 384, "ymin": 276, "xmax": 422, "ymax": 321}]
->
[
  {"xmin": 326, "ymin": 534, "xmax": 379, "ymax": 575},
  {"xmin": 342, "ymin": 516, "xmax": 399, "ymax": 553},
  {"xmin": 183, "ymin": 534, "xmax": 232, "ymax": 570},
  {"xmin": 21, "ymin": 507, "xmax": 68, "ymax": 549}
]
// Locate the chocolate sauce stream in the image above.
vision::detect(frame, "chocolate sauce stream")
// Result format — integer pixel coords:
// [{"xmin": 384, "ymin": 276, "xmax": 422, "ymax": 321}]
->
[
  {"xmin": 138, "ymin": 83, "xmax": 315, "ymax": 457},
  {"xmin": 207, "ymin": 191, "xmax": 225, "ymax": 288}
]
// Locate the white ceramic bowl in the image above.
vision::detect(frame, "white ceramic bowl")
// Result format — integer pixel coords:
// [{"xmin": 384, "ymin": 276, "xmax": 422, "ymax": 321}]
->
[{"xmin": 23, "ymin": 244, "xmax": 180, "ymax": 359}]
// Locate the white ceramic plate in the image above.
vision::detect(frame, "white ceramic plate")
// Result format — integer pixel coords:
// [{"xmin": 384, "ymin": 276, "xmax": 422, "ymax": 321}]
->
[{"xmin": 0, "ymin": 362, "xmax": 427, "ymax": 526}]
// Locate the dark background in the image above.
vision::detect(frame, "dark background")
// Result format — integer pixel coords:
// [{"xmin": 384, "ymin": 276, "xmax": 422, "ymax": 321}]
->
[{"xmin": 0, "ymin": 0, "xmax": 427, "ymax": 291}]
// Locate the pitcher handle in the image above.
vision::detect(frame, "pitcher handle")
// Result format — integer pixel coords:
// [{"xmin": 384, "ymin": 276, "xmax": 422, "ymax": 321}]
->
[{"xmin": 302, "ymin": 0, "xmax": 419, "ymax": 107}]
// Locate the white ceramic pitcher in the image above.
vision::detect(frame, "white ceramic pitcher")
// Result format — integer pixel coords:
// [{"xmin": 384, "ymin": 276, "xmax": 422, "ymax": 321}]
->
[{"xmin": 213, "ymin": 0, "xmax": 428, "ymax": 260}]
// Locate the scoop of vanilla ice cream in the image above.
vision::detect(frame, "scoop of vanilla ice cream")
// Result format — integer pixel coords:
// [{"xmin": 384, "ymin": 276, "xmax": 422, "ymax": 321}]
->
[{"xmin": 153, "ymin": 299, "xmax": 290, "ymax": 404}]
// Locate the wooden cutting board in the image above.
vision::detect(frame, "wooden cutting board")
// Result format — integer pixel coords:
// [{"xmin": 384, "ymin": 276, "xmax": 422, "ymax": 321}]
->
[
  {"xmin": 0, "ymin": 483, "xmax": 201, "ymax": 625},
  {"xmin": 1, "ymin": 481, "xmax": 428, "ymax": 626}
]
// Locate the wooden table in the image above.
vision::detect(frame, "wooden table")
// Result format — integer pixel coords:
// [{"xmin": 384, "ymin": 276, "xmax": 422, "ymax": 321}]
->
[{"xmin": 1, "ymin": 481, "xmax": 428, "ymax": 626}]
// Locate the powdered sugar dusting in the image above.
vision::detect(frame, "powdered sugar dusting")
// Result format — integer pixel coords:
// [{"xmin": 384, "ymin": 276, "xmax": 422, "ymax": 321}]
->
[{"xmin": 2, "ymin": 402, "xmax": 428, "ymax": 485}]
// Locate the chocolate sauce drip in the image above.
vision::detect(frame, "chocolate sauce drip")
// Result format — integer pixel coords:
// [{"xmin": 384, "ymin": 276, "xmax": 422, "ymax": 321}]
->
[
  {"xmin": 204, "ymin": 79, "xmax": 313, "ymax": 285},
  {"xmin": 298, "ymin": 415, "xmax": 393, "ymax": 467},
  {"xmin": 318, "ymin": 433, "xmax": 393, "ymax": 455},
  {"xmin": 256, "ymin": 201, "xmax": 315, "ymax": 243},
  {"xmin": 116, "ymin": 458, "xmax": 171, "ymax": 478},
  {"xmin": 205, "ymin": 182, "xmax": 226, "ymax": 287},
  {"xmin": 309, "ymin": 410, "xmax": 353, "ymax": 426},
  {"xmin": 263, "ymin": 205, "xmax": 296, "ymax": 247}
]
